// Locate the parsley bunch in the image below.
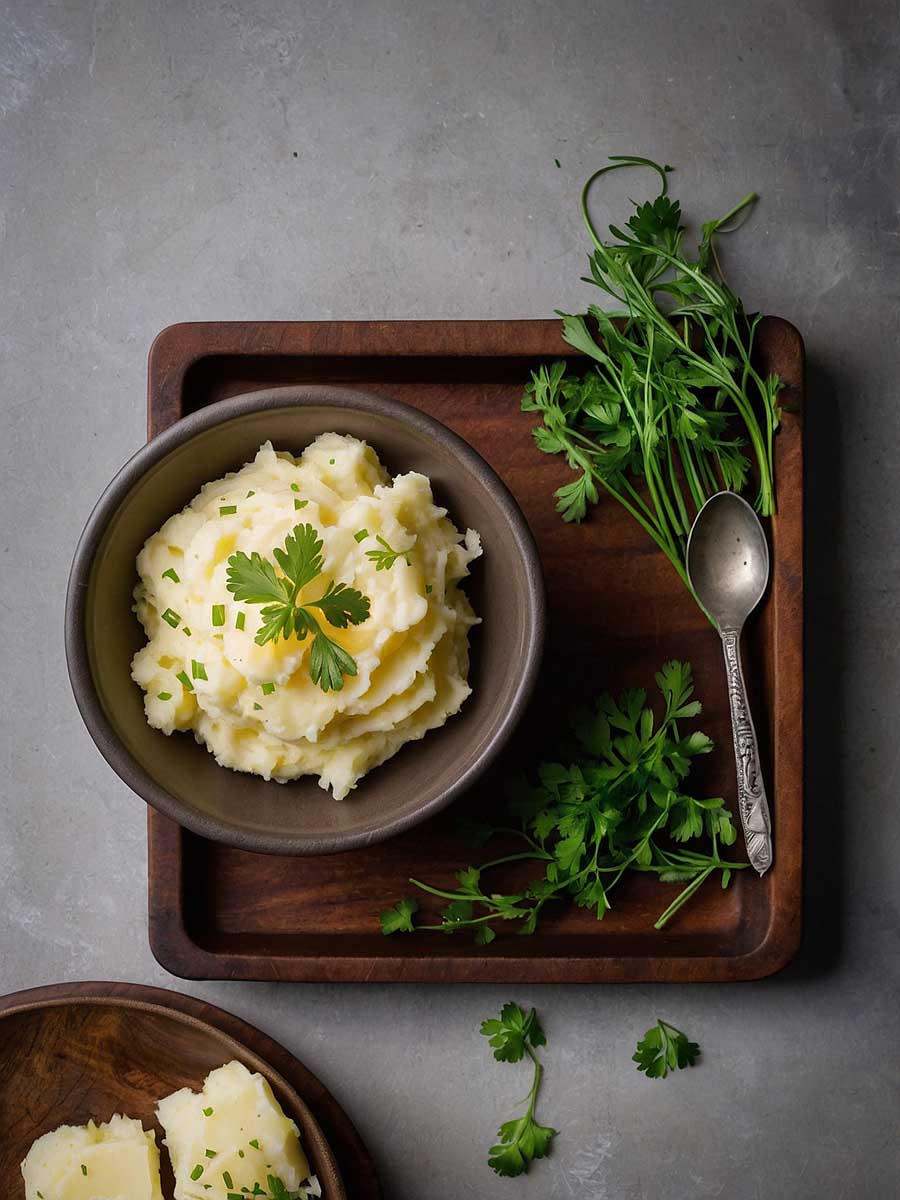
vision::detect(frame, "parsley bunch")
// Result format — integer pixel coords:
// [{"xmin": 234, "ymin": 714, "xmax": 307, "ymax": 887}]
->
[
  {"xmin": 381, "ymin": 661, "xmax": 747, "ymax": 940},
  {"xmin": 523, "ymin": 155, "xmax": 782, "ymax": 606},
  {"xmin": 226, "ymin": 523, "xmax": 370, "ymax": 693},
  {"xmin": 480, "ymin": 1003, "xmax": 557, "ymax": 1177}
]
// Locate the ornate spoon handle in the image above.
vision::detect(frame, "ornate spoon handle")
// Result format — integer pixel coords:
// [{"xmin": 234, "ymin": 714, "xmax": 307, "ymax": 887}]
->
[{"xmin": 720, "ymin": 629, "xmax": 773, "ymax": 875}]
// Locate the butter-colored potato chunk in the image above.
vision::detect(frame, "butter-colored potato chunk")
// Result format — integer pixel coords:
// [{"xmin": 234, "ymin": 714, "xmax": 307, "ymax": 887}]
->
[
  {"xmin": 156, "ymin": 1059, "xmax": 312, "ymax": 1199},
  {"xmin": 21, "ymin": 1113, "xmax": 163, "ymax": 1200}
]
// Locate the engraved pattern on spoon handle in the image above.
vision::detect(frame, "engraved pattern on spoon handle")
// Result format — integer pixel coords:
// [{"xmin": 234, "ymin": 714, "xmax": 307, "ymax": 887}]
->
[{"xmin": 720, "ymin": 629, "xmax": 773, "ymax": 875}]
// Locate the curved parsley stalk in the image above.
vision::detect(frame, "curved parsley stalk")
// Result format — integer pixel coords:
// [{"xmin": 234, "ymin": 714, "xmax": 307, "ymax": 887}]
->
[
  {"xmin": 379, "ymin": 661, "xmax": 748, "ymax": 942},
  {"xmin": 523, "ymin": 155, "xmax": 782, "ymax": 611},
  {"xmin": 226, "ymin": 523, "xmax": 370, "ymax": 694}
]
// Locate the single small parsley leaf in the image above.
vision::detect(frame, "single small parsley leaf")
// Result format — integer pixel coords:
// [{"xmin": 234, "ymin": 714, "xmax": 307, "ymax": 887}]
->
[
  {"xmin": 310, "ymin": 630, "xmax": 358, "ymax": 693},
  {"xmin": 305, "ymin": 579, "xmax": 370, "ymax": 628},
  {"xmin": 226, "ymin": 552, "xmax": 290, "ymax": 605},
  {"xmin": 480, "ymin": 1002, "xmax": 545, "ymax": 1062},
  {"xmin": 272, "ymin": 522, "xmax": 323, "ymax": 591},
  {"xmin": 380, "ymin": 898, "xmax": 419, "ymax": 934},
  {"xmin": 633, "ymin": 1019, "xmax": 700, "ymax": 1078},
  {"xmin": 365, "ymin": 534, "xmax": 413, "ymax": 570}
]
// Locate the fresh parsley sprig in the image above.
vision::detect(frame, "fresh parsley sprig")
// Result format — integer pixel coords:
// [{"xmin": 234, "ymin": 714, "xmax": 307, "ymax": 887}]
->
[
  {"xmin": 365, "ymin": 534, "xmax": 413, "ymax": 570},
  {"xmin": 633, "ymin": 1019, "xmax": 700, "ymax": 1079},
  {"xmin": 380, "ymin": 662, "xmax": 747, "ymax": 941},
  {"xmin": 226, "ymin": 523, "xmax": 370, "ymax": 693},
  {"xmin": 480, "ymin": 1003, "xmax": 557, "ymax": 1177},
  {"xmin": 523, "ymin": 155, "xmax": 782, "ymax": 609}
]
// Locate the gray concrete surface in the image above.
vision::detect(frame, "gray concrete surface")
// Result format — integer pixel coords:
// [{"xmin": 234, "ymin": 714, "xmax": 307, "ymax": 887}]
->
[{"xmin": 2, "ymin": 1, "xmax": 898, "ymax": 1196}]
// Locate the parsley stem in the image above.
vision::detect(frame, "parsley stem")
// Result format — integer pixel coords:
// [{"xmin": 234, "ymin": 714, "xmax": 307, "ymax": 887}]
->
[
  {"xmin": 653, "ymin": 865, "xmax": 715, "ymax": 929},
  {"xmin": 478, "ymin": 850, "xmax": 553, "ymax": 871}
]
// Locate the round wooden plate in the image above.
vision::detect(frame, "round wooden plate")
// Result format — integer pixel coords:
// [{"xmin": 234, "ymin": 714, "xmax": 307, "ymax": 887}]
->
[{"xmin": 0, "ymin": 982, "xmax": 381, "ymax": 1199}]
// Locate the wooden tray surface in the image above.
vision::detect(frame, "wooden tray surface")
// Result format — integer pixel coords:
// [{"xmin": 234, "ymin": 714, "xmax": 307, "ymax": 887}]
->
[
  {"xmin": 0, "ymin": 981, "xmax": 381, "ymax": 1198},
  {"xmin": 146, "ymin": 319, "xmax": 803, "ymax": 983}
]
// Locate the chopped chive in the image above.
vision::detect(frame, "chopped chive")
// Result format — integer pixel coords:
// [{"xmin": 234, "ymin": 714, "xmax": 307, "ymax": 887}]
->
[
  {"xmin": 205, "ymin": 1147, "xmax": 217, "ymax": 1158},
  {"xmin": 238, "ymin": 1149, "xmax": 245, "ymax": 1158},
  {"xmin": 294, "ymin": 498, "xmax": 308, "ymax": 510},
  {"xmin": 81, "ymin": 1165, "xmax": 88, "ymax": 1176},
  {"xmin": 290, "ymin": 482, "xmax": 300, "ymax": 492},
  {"xmin": 161, "ymin": 608, "xmax": 181, "ymax": 628},
  {"xmin": 219, "ymin": 504, "xmax": 237, "ymax": 515},
  {"xmin": 214, "ymin": 633, "xmax": 224, "ymax": 640},
  {"xmin": 212, "ymin": 604, "xmax": 226, "ymax": 627},
  {"xmin": 162, "ymin": 567, "xmax": 180, "ymax": 583},
  {"xmin": 192, "ymin": 660, "xmax": 208, "ymax": 681},
  {"xmin": 176, "ymin": 670, "xmax": 194, "ymax": 692},
  {"xmin": 203, "ymin": 1106, "xmax": 214, "ymax": 1116},
  {"xmin": 157, "ymin": 692, "xmax": 173, "ymax": 701},
  {"xmin": 253, "ymin": 703, "xmax": 262, "ymax": 711},
  {"xmin": 235, "ymin": 611, "xmax": 246, "ymax": 631},
  {"xmin": 354, "ymin": 528, "xmax": 369, "ymax": 543},
  {"xmin": 249, "ymin": 1138, "xmax": 260, "ymax": 1149},
  {"xmin": 425, "ymin": 583, "xmax": 433, "ymax": 594},
  {"xmin": 190, "ymin": 1163, "xmax": 204, "ymax": 1181},
  {"xmin": 183, "ymin": 626, "xmax": 192, "ymax": 637},
  {"xmin": 222, "ymin": 1171, "xmax": 234, "ymax": 1189},
  {"xmin": 329, "ymin": 457, "xmax": 335, "ymax": 464},
  {"xmin": 246, "ymin": 489, "xmax": 255, "ymax": 497},
  {"xmin": 261, "ymin": 682, "xmax": 275, "ymax": 695}
]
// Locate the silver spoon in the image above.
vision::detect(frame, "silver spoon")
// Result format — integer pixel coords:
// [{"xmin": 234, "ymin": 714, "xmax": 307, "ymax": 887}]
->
[{"xmin": 687, "ymin": 491, "xmax": 773, "ymax": 875}]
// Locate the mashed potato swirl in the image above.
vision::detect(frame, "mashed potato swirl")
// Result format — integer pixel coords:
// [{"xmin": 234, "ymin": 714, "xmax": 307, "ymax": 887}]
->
[{"xmin": 131, "ymin": 434, "xmax": 481, "ymax": 799}]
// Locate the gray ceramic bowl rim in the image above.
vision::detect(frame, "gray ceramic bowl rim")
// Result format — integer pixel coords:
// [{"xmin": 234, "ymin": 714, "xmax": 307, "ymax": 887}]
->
[{"xmin": 65, "ymin": 385, "xmax": 546, "ymax": 855}]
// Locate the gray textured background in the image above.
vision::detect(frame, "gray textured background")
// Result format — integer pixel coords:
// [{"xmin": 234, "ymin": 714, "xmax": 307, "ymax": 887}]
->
[{"xmin": 2, "ymin": 1, "xmax": 898, "ymax": 1196}]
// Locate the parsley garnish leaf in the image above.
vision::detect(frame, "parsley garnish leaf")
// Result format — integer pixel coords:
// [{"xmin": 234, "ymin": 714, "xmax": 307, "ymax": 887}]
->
[
  {"xmin": 226, "ymin": 523, "xmax": 370, "ymax": 693},
  {"xmin": 379, "ymin": 898, "xmax": 419, "ymax": 934},
  {"xmin": 305, "ymin": 579, "xmax": 371, "ymax": 628},
  {"xmin": 481, "ymin": 1002, "xmax": 556, "ymax": 1177},
  {"xmin": 633, "ymin": 1019, "xmax": 700, "ymax": 1078},
  {"xmin": 225, "ymin": 552, "xmax": 289, "ymax": 605},
  {"xmin": 365, "ymin": 534, "xmax": 413, "ymax": 570}
]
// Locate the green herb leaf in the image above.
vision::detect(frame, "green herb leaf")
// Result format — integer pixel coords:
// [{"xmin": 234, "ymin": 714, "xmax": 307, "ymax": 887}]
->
[
  {"xmin": 162, "ymin": 567, "xmax": 180, "ymax": 583},
  {"xmin": 633, "ymin": 1019, "xmax": 700, "ymax": 1078},
  {"xmin": 211, "ymin": 604, "xmax": 225, "ymax": 627},
  {"xmin": 176, "ymin": 670, "xmax": 193, "ymax": 692},
  {"xmin": 365, "ymin": 534, "xmax": 413, "ymax": 571},
  {"xmin": 219, "ymin": 505, "xmax": 237, "ymax": 516},
  {"xmin": 161, "ymin": 607, "xmax": 181, "ymax": 628},
  {"xmin": 157, "ymin": 692, "xmax": 172, "ymax": 701},
  {"xmin": 380, "ymin": 898, "xmax": 419, "ymax": 934}
]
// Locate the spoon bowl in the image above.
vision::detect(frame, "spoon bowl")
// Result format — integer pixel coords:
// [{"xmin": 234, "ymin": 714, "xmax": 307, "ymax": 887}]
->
[{"xmin": 686, "ymin": 491, "xmax": 769, "ymax": 630}]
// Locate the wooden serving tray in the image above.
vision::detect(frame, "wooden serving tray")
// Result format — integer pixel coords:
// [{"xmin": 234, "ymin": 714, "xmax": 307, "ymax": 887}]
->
[
  {"xmin": 0, "ymin": 981, "xmax": 381, "ymax": 1198},
  {"xmin": 146, "ymin": 319, "xmax": 803, "ymax": 983}
]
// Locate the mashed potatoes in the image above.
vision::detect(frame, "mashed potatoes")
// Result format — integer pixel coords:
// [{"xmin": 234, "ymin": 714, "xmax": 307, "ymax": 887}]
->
[
  {"xmin": 21, "ymin": 1114, "xmax": 163, "ymax": 1200},
  {"xmin": 157, "ymin": 1060, "xmax": 313, "ymax": 1200},
  {"xmin": 131, "ymin": 433, "xmax": 481, "ymax": 799}
]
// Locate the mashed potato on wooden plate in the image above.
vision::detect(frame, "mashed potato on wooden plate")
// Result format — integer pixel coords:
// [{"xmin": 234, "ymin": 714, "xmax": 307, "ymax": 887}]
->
[{"xmin": 131, "ymin": 433, "xmax": 481, "ymax": 799}]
